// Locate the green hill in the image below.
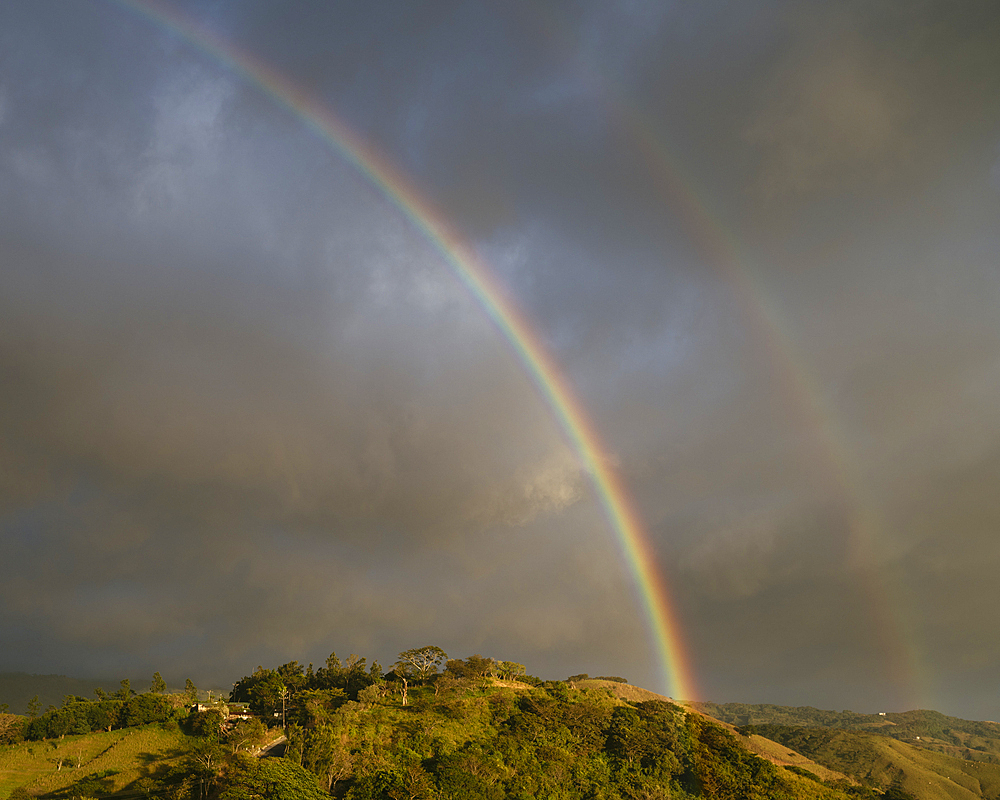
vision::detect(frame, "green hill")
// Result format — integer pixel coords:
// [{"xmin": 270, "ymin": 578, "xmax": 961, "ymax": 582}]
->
[
  {"xmin": 0, "ymin": 666, "xmax": 861, "ymax": 800},
  {"xmin": 696, "ymin": 702, "xmax": 1000, "ymax": 761},
  {"xmin": 735, "ymin": 724, "xmax": 1000, "ymax": 800},
  {"xmin": 4, "ymin": 662, "xmax": 1000, "ymax": 799}
]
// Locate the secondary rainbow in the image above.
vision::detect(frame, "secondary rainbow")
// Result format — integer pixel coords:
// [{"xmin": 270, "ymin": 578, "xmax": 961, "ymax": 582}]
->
[
  {"xmin": 111, "ymin": 0, "xmax": 698, "ymax": 702},
  {"xmin": 528, "ymin": 3, "xmax": 924, "ymax": 707},
  {"xmin": 623, "ymin": 96, "xmax": 924, "ymax": 710}
]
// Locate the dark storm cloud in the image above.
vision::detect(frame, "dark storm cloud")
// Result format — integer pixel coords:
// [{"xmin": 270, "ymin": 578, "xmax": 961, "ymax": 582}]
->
[
  {"xmin": 2, "ymin": 0, "xmax": 1000, "ymax": 718},
  {"xmin": 0, "ymin": 0, "xmax": 608, "ymax": 684}
]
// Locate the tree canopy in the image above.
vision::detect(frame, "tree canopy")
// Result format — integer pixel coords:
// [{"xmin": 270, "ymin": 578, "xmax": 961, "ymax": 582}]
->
[{"xmin": 393, "ymin": 645, "xmax": 448, "ymax": 681}]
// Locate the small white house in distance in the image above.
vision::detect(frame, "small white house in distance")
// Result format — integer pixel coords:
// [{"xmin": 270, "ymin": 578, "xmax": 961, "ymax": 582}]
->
[
  {"xmin": 878, "ymin": 712, "xmax": 886, "ymax": 716},
  {"xmin": 191, "ymin": 702, "xmax": 231, "ymax": 716}
]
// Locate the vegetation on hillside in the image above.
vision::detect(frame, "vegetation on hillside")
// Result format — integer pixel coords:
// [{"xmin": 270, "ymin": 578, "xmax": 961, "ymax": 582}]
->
[
  {"xmin": 4, "ymin": 656, "xmax": 1000, "ymax": 799},
  {"xmin": 696, "ymin": 703, "xmax": 1000, "ymax": 761},
  {"xmin": 220, "ymin": 648, "xmax": 858, "ymax": 800},
  {"xmin": 735, "ymin": 724, "xmax": 1000, "ymax": 800}
]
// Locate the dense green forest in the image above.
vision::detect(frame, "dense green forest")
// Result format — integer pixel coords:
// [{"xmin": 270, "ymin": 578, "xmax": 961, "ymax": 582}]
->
[{"xmin": 1, "ymin": 652, "xmax": 998, "ymax": 799}]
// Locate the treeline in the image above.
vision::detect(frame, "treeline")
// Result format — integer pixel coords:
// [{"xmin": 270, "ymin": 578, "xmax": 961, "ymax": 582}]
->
[
  {"xmin": 568, "ymin": 673, "xmax": 629, "ymax": 683},
  {"xmin": 0, "ymin": 672, "xmax": 121, "ymax": 715},
  {"xmin": 0, "ymin": 674, "xmax": 196, "ymax": 743},
  {"xmin": 229, "ymin": 647, "xmax": 539, "ymax": 718}
]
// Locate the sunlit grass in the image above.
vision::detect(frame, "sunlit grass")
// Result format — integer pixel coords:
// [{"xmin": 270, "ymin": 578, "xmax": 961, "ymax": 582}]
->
[{"xmin": 0, "ymin": 725, "xmax": 190, "ymax": 798}]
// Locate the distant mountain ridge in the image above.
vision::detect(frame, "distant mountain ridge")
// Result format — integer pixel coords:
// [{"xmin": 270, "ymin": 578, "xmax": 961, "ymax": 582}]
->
[
  {"xmin": 694, "ymin": 702, "xmax": 1000, "ymax": 761},
  {"xmin": 0, "ymin": 673, "xmax": 121, "ymax": 715}
]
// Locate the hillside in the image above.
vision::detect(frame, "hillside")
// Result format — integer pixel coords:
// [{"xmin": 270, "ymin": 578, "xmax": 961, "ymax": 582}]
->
[
  {"xmin": 0, "ymin": 725, "xmax": 189, "ymax": 798},
  {"xmin": 736, "ymin": 725, "xmax": 1000, "ymax": 800},
  {"xmin": 5, "ymin": 662, "xmax": 1000, "ymax": 799},
  {"xmin": 0, "ymin": 661, "xmax": 865, "ymax": 800},
  {"xmin": 696, "ymin": 702, "xmax": 1000, "ymax": 761}
]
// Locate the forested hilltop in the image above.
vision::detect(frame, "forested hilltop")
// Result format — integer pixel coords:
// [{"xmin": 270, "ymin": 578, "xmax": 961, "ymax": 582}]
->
[
  {"xmin": 3, "ymin": 648, "xmax": 997, "ymax": 799},
  {"xmin": 223, "ymin": 647, "xmax": 855, "ymax": 799}
]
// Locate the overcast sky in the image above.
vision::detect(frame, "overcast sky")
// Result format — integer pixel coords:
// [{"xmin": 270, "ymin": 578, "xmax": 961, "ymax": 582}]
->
[{"xmin": 2, "ymin": 0, "xmax": 999, "ymax": 720}]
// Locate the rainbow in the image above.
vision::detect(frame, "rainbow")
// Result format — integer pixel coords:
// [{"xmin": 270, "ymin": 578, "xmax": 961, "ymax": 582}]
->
[
  {"xmin": 523, "ymin": 2, "xmax": 924, "ymax": 708},
  {"xmin": 110, "ymin": 0, "xmax": 699, "ymax": 702}
]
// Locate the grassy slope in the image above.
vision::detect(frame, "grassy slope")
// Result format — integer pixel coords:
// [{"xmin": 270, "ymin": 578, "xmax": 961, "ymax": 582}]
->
[
  {"xmin": 738, "ymin": 724, "xmax": 1000, "ymax": 800},
  {"xmin": 874, "ymin": 738, "xmax": 1000, "ymax": 800},
  {"xmin": 0, "ymin": 725, "xmax": 189, "ymax": 799},
  {"xmin": 742, "ymin": 732, "xmax": 850, "ymax": 783}
]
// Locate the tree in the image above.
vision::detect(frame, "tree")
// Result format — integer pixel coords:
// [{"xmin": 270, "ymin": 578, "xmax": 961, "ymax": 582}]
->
[
  {"xmin": 191, "ymin": 736, "xmax": 225, "ymax": 766},
  {"xmin": 219, "ymin": 754, "xmax": 328, "ymax": 800},
  {"xmin": 185, "ymin": 678, "xmax": 198, "ymax": 704},
  {"xmin": 88, "ymin": 701, "xmax": 116, "ymax": 732},
  {"xmin": 226, "ymin": 717, "xmax": 267, "ymax": 755},
  {"xmin": 150, "ymin": 672, "xmax": 167, "ymax": 694},
  {"xmin": 466, "ymin": 654, "xmax": 495, "ymax": 678},
  {"xmin": 276, "ymin": 661, "xmax": 307, "ymax": 694},
  {"xmin": 302, "ymin": 725, "xmax": 355, "ymax": 791},
  {"xmin": 231, "ymin": 667, "xmax": 286, "ymax": 717},
  {"xmin": 117, "ymin": 679, "xmax": 132, "ymax": 700},
  {"xmin": 189, "ymin": 709, "xmax": 225, "ymax": 740},
  {"xmin": 433, "ymin": 673, "xmax": 464, "ymax": 698},
  {"xmin": 495, "ymin": 661, "xmax": 526, "ymax": 681},
  {"xmin": 394, "ymin": 646, "xmax": 448, "ymax": 681},
  {"xmin": 445, "ymin": 659, "xmax": 472, "ymax": 679},
  {"xmin": 290, "ymin": 689, "xmax": 346, "ymax": 728},
  {"xmin": 357, "ymin": 683, "xmax": 387, "ymax": 709},
  {"xmin": 27, "ymin": 695, "xmax": 39, "ymax": 719}
]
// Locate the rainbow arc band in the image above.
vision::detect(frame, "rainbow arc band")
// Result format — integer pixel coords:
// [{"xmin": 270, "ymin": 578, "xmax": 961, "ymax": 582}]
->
[{"xmin": 111, "ymin": 0, "xmax": 698, "ymax": 701}]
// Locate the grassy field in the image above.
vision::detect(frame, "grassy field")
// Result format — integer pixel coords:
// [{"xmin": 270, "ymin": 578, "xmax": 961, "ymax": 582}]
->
[
  {"xmin": 0, "ymin": 725, "xmax": 190, "ymax": 799},
  {"xmin": 867, "ymin": 737, "xmax": 1000, "ymax": 800}
]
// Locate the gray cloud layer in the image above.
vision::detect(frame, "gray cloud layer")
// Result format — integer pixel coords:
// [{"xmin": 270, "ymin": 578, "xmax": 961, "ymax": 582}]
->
[{"xmin": 2, "ymin": 0, "xmax": 999, "ymax": 719}]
